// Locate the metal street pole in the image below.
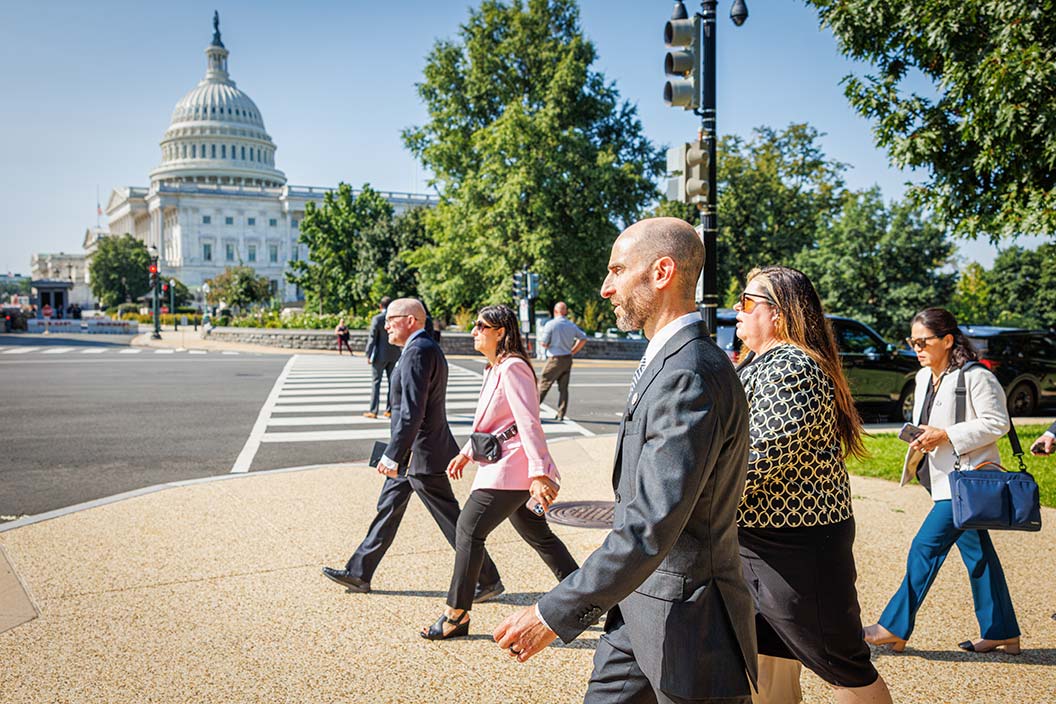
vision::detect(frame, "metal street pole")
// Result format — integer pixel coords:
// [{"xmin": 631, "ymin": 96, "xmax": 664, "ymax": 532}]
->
[
  {"xmin": 170, "ymin": 279, "xmax": 176, "ymax": 331},
  {"xmin": 697, "ymin": 0, "xmax": 719, "ymax": 337}
]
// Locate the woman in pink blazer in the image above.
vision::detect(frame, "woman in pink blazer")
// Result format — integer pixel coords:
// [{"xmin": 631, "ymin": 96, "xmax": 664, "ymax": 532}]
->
[{"xmin": 421, "ymin": 304, "xmax": 579, "ymax": 640}]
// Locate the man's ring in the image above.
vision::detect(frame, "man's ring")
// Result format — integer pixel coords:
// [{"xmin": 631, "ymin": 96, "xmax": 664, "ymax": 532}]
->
[{"xmin": 510, "ymin": 645, "xmax": 522, "ymax": 655}]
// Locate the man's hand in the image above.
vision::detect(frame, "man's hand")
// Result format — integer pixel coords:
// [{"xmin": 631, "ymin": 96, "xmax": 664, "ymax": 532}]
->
[
  {"xmin": 493, "ymin": 605, "xmax": 557, "ymax": 663},
  {"xmin": 529, "ymin": 476, "xmax": 559, "ymax": 512},
  {"xmin": 374, "ymin": 463, "xmax": 398, "ymax": 478},
  {"xmin": 1031, "ymin": 434, "xmax": 1055, "ymax": 456},
  {"xmin": 910, "ymin": 424, "xmax": 949, "ymax": 454},
  {"xmin": 447, "ymin": 453, "xmax": 470, "ymax": 480}
]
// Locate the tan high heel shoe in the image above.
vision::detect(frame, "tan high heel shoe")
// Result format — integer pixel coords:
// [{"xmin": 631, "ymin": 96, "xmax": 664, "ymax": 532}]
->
[
  {"xmin": 958, "ymin": 636, "xmax": 1021, "ymax": 655},
  {"xmin": 863, "ymin": 624, "xmax": 907, "ymax": 653}
]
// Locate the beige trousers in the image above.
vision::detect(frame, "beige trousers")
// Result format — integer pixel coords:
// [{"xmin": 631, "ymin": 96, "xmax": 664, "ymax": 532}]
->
[{"xmin": 751, "ymin": 655, "xmax": 803, "ymax": 704}]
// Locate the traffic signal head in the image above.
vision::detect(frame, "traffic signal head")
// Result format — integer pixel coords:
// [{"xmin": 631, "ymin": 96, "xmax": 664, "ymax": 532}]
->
[
  {"xmin": 664, "ymin": 6, "xmax": 700, "ymax": 110},
  {"xmin": 527, "ymin": 273, "xmax": 540, "ymax": 300},
  {"xmin": 684, "ymin": 139, "xmax": 709, "ymax": 205},
  {"xmin": 162, "ymin": 283, "xmax": 169, "ymax": 293},
  {"xmin": 149, "ymin": 264, "xmax": 158, "ymax": 275},
  {"xmin": 513, "ymin": 272, "xmax": 526, "ymax": 299}
]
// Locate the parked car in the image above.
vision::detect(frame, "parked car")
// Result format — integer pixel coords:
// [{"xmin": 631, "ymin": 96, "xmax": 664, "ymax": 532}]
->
[
  {"xmin": 712, "ymin": 308, "xmax": 918, "ymax": 421},
  {"xmin": 961, "ymin": 326, "xmax": 1056, "ymax": 416}
]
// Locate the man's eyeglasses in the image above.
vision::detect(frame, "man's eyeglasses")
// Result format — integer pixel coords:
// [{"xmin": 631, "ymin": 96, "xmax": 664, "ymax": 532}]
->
[
  {"xmin": 905, "ymin": 335, "xmax": 940, "ymax": 350},
  {"xmin": 385, "ymin": 314, "xmax": 414, "ymax": 324},
  {"xmin": 735, "ymin": 291, "xmax": 776, "ymax": 314},
  {"xmin": 473, "ymin": 320, "xmax": 497, "ymax": 331}
]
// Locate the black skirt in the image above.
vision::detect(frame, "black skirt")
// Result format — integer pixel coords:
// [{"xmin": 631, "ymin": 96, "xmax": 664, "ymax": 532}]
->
[{"xmin": 739, "ymin": 517, "xmax": 878, "ymax": 688}]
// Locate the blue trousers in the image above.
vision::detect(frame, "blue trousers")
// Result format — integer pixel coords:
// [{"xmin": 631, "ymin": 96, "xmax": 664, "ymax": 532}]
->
[{"xmin": 879, "ymin": 500, "xmax": 1019, "ymax": 640}]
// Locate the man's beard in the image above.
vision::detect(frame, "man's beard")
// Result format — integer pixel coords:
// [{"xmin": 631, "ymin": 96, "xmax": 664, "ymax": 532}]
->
[{"xmin": 614, "ymin": 277, "xmax": 654, "ymax": 332}]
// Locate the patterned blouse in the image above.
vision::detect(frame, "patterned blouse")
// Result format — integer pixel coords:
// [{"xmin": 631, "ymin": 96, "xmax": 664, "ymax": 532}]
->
[{"xmin": 736, "ymin": 343, "xmax": 854, "ymax": 529}]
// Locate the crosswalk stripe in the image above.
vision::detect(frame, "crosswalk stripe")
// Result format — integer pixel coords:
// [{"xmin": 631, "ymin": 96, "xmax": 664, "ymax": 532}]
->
[
  {"xmin": 2, "ymin": 347, "xmax": 39, "ymax": 354},
  {"xmin": 270, "ymin": 401, "xmax": 481, "ymax": 414},
  {"xmin": 154, "ymin": 349, "xmax": 175, "ymax": 354},
  {"xmin": 190, "ymin": 350, "xmax": 207, "ymax": 355},
  {"xmin": 222, "ymin": 351, "xmax": 239, "ymax": 355},
  {"xmin": 81, "ymin": 349, "xmax": 107, "ymax": 354},
  {"xmin": 119, "ymin": 349, "xmax": 142, "ymax": 354},
  {"xmin": 275, "ymin": 392, "xmax": 482, "ymax": 404},
  {"xmin": 42, "ymin": 348, "xmax": 73, "ymax": 354},
  {"xmin": 266, "ymin": 415, "xmax": 389, "ymax": 426}
]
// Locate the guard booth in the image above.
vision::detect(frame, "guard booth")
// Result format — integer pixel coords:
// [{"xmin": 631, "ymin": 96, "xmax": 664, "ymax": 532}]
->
[{"xmin": 31, "ymin": 280, "xmax": 74, "ymax": 318}]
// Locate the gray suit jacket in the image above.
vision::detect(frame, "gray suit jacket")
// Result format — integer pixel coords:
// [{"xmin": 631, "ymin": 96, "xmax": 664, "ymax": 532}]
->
[{"xmin": 537, "ymin": 321, "xmax": 757, "ymax": 700}]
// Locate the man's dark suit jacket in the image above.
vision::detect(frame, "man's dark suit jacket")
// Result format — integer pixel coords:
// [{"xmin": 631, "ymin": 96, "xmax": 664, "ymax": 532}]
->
[
  {"xmin": 384, "ymin": 331, "xmax": 459, "ymax": 476},
  {"xmin": 366, "ymin": 311, "xmax": 401, "ymax": 366},
  {"xmin": 537, "ymin": 320, "xmax": 757, "ymax": 700}
]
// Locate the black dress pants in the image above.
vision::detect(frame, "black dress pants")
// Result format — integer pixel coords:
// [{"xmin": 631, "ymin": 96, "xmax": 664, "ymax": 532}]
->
[
  {"xmin": 447, "ymin": 488, "xmax": 579, "ymax": 610},
  {"xmin": 369, "ymin": 360, "xmax": 397, "ymax": 414},
  {"xmin": 345, "ymin": 473, "xmax": 501, "ymax": 587}
]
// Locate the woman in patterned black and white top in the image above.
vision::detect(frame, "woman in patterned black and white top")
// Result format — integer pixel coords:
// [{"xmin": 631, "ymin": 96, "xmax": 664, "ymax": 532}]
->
[{"xmin": 735, "ymin": 266, "xmax": 892, "ymax": 704}]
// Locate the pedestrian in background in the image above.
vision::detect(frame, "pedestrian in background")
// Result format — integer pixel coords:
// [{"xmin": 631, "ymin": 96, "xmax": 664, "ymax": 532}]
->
[
  {"xmin": 422, "ymin": 304, "xmax": 578, "ymax": 640},
  {"xmin": 364, "ymin": 296, "xmax": 400, "ymax": 419},
  {"xmin": 334, "ymin": 318, "xmax": 353, "ymax": 356},
  {"xmin": 865, "ymin": 307, "xmax": 1021, "ymax": 655},
  {"xmin": 734, "ymin": 265, "xmax": 892, "ymax": 704},
  {"xmin": 537, "ymin": 301, "xmax": 587, "ymax": 421}
]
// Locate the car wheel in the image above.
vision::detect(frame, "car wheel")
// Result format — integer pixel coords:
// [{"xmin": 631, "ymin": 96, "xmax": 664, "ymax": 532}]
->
[
  {"xmin": 893, "ymin": 384, "xmax": 915, "ymax": 422},
  {"xmin": 1006, "ymin": 382, "xmax": 1037, "ymax": 417}
]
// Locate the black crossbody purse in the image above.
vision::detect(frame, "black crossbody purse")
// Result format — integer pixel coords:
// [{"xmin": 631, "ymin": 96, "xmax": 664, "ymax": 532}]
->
[{"xmin": 470, "ymin": 424, "xmax": 519, "ymax": 464}]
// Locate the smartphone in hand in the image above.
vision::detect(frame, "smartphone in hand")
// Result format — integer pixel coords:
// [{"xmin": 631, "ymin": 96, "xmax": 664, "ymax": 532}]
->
[
  {"xmin": 1030, "ymin": 439, "xmax": 1053, "ymax": 455},
  {"xmin": 898, "ymin": 423, "xmax": 924, "ymax": 443}
]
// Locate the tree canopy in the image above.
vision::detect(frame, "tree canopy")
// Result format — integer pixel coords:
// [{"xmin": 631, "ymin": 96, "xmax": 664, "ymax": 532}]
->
[
  {"xmin": 807, "ymin": 0, "xmax": 1056, "ymax": 240},
  {"xmin": 206, "ymin": 266, "xmax": 272, "ymax": 310},
  {"xmin": 89, "ymin": 234, "xmax": 151, "ymax": 308},
  {"xmin": 402, "ymin": 0, "xmax": 664, "ymax": 317},
  {"xmin": 286, "ymin": 183, "xmax": 396, "ymax": 315}
]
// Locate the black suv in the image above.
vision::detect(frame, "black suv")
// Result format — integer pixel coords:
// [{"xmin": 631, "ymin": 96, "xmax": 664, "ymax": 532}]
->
[
  {"xmin": 714, "ymin": 309, "xmax": 919, "ymax": 421},
  {"xmin": 961, "ymin": 326, "xmax": 1056, "ymax": 416}
]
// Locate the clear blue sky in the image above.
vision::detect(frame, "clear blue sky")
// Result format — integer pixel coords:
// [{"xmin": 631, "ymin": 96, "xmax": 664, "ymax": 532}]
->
[{"xmin": 0, "ymin": 0, "xmax": 1036, "ymax": 274}]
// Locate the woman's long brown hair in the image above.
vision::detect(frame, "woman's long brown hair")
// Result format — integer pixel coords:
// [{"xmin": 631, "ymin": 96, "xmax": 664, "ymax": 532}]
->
[
  {"xmin": 747, "ymin": 266, "xmax": 866, "ymax": 460},
  {"xmin": 478, "ymin": 304, "xmax": 537, "ymax": 382}
]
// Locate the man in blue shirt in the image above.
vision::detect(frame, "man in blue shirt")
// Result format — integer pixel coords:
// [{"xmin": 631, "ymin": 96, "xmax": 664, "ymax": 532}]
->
[{"xmin": 537, "ymin": 301, "xmax": 587, "ymax": 421}]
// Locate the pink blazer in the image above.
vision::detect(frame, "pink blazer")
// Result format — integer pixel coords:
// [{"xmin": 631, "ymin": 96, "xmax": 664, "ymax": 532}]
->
[{"xmin": 461, "ymin": 357, "xmax": 560, "ymax": 492}]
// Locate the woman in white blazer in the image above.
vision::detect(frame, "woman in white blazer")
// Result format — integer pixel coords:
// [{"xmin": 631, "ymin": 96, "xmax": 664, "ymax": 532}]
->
[{"xmin": 864, "ymin": 308, "xmax": 1021, "ymax": 655}]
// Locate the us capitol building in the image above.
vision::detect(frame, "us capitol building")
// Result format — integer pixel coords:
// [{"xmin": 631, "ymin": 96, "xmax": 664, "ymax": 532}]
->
[{"xmin": 92, "ymin": 15, "xmax": 435, "ymax": 303}]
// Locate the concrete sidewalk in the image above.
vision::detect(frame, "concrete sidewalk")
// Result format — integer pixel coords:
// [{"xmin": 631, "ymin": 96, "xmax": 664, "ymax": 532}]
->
[{"xmin": 1, "ymin": 436, "xmax": 1053, "ymax": 703}]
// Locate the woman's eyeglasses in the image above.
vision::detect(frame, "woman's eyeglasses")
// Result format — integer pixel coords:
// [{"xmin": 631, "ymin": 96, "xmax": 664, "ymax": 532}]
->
[
  {"xmin": 905, "ymin": 335, "xmax": 940, "ymax": 350},
  {"xmin": 473, "ymin": 320, "xmax": 497, "ymax": 331},
  {"xmin": 735, "ymin": 291, "xmax": 776, "ymax": 314}
]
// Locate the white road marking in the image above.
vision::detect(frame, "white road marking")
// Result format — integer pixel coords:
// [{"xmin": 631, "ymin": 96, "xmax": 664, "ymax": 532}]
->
[
  {"xmin": 189, "ymin": 350, "xmax": 207, "ymax": 355},
  {"xmin": 222, "ymin": 351, "xmax": 239, "ymax": 355},
  {"xmin": 119, "ymin": 349, "xmax": 142, "ymax": 354},
  {"xmin": 2, "ymin": 347, "xmax": 38, "ymax": 354},
  {"xmin": 230, "ymin": 355, "xmax": 297, "ymax": 473},
  {"xmin": 42, "ymin": 348, "xmax": 73, "ymax": 354},
  {"xmin": 266, "ymin": 415, "xmax": 390, "ymax": 426},
  {"xmin": 269, "ymin": 401, "xmax": 481, "ymax": 413},
  {"xmin": 80, "ymin": 349, "xmax": 107, "ymax": 354},
  {"xmin": 154, "ymin": 349, "xmax": 175, "ymax": 354}
]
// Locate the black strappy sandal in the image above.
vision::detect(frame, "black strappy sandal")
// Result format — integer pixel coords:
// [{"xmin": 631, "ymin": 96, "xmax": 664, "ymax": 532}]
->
[{"xmin": 420, "ymin": 610, "xmax": 470, "ymax": 640}]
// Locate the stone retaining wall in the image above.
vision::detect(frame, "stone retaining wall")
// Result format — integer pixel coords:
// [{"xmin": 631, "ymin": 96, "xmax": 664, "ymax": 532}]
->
[{"xmin": 207, "ymin": 327, "xmax": 646, "ymax": 359}]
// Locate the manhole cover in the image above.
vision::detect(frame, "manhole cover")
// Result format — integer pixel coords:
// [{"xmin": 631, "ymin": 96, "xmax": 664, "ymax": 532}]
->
[{"xmin": 546, "ymin": 501, "xmax": 614, "ymax": 529}]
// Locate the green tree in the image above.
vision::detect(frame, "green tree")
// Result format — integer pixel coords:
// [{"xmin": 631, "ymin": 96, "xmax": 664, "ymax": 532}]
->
[
  {"xmin": 717, "ymin": 124, "xmax": 847, "ymax": 295},
  {"xmin": 796, "ymin": 188, "xmax": 956, "ymax": 340},
  {"xmin": 286, "ymin": 183, "xmax": 396, "ymax": 314},
  {"xmin": 370, "ymin": 206, "xmax": 432, "ymax": 304},
  {"xmin": 949, "ymin": 261, "xmax": 994, "ymax": 325},
  {"xmin": 807, "ymin": 0, "xmax": 1056, "ymax": 240},
  {"xmin": 89, "ymin": 234, "xmax": 151, "ymax": 308},
  {"xmin": 161, "ymin": 278, "xmax": 193, "ymax": 309},
  {"xmin": 205, "ymin": 266, "xmax": 271, "ymax": 310},
  {"xmin": 402, "ymin": 0, "xmax": 663, "ymax": 319},
  {"xmin": 0, "ymin": 278, "xmax": 30, "ymax": 298},
  {"xmin": 988, "ymin": 246, "xmax": 1046, "ymax": 327}
]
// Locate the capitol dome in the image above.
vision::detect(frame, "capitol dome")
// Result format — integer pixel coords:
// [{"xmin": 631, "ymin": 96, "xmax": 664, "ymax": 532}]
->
[{"xmin": 149, "ymin": 15, "xmax": 286, "ymax": 188}]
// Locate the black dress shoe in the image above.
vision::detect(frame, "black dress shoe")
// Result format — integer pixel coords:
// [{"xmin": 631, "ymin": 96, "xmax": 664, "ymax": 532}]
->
[
  {"xmin": 321, "ymin": 567, "xmax": 371, "ymax": 593},
  {"xmin": 473, "ymin": 580, "xmax": 505, "ymax": 603}
]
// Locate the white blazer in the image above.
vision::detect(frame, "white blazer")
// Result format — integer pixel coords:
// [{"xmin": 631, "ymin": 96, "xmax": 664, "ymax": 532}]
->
[{"xmin": 899, "ymin": 364, "xmax": 1010, "ymax": 501}]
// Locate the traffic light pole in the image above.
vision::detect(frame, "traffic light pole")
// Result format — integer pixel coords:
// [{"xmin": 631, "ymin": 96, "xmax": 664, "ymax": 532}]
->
[
  {"xmin": 697, "ymin": 0, "xmax": 719, "ymax": 337},
  {"xmin": 151, "ymin": 257, "xmax": 161, "ymax": 340}
]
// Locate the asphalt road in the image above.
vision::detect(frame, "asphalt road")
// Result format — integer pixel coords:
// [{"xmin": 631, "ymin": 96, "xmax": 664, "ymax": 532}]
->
[{"xmin": 0, "ymin": 333, "xmax": 636, "ymax": 522}]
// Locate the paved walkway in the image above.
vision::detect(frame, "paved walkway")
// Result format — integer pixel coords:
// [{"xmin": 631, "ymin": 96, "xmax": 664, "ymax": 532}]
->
[{"xmin": 1, "ymin": 436, "xmax": 1053, "ymax": 703}]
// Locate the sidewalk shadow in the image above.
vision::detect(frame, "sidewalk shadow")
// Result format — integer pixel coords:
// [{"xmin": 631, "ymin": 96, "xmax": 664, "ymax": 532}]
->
[{"xmin": 872, "ymin": 647, "xmax": 1056, "ymax": 666}]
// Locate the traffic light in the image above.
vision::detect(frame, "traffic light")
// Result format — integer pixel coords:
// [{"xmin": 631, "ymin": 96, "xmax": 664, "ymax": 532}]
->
[
  {"xmin": 161, "ymin": 283, "xmax": 169, "ymax": 294},
  {"xmin": 664, "ymin": 2, "xmax": 700, "ymax": 110},
  {"xmin": 683, "ymin": 139, "xmax": 709, "ymax": 205},
  {"xmin": 149, "ymin": 262, "xmax": 158, "ymax": 288},
  {"xmin": 513, "ymin": 271, "xmax": 526, "ymax": 299},
  {"xmin": 527, "ymin": 272, "xmax": 540, "ymax": 300}
]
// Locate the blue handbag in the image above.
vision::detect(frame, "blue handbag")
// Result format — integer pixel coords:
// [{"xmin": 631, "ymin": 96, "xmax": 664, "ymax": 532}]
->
[{"xmin": 947, "ymin": 366, "xmax": 1042, "ymax": 532}]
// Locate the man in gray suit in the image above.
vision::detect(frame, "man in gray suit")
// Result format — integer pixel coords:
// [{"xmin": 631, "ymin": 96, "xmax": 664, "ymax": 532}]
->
[{"xmin": 494, "ymin": 218, "xmax": 757, "ymax": 703}]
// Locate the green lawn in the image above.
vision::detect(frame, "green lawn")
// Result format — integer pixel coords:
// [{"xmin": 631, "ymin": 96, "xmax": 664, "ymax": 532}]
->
[{"xmin": 847, "ymin": 424, "xmax": 1056, "ymax": 508}]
